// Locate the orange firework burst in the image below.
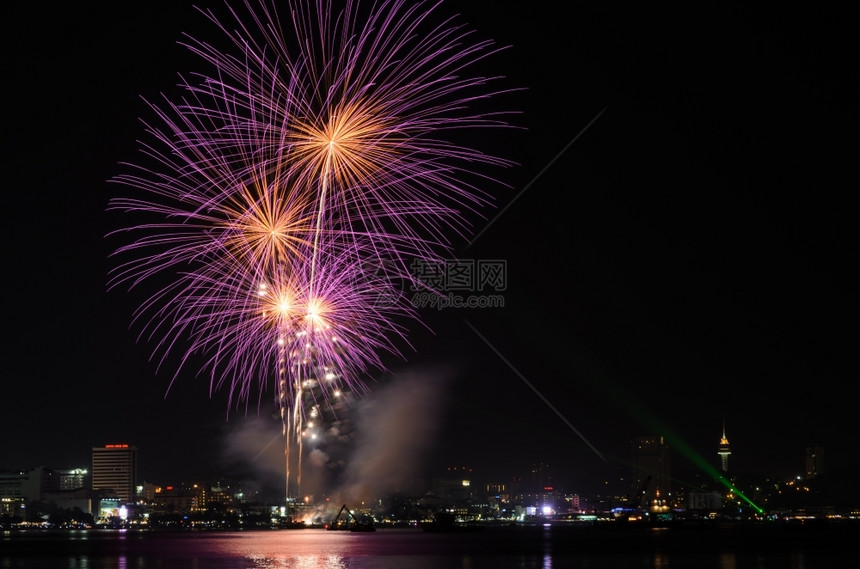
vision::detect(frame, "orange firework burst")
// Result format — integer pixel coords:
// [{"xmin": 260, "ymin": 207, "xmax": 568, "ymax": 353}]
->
[{"xmin": 107, "ymin": 0, "xmax": 519, "ymax": 500}]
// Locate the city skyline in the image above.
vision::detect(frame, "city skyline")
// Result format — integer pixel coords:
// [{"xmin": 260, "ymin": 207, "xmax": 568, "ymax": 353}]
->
[
  {"xmin": 1, "ymin": 420, "xmax": 829, "ymax": 501},
  {"xmin": 7, "ymin": 431, "xmax": 856, "ymax": 527},
  {"xmin": 3, "ymin": 1, "xmax": 857, "ymax": 498}
]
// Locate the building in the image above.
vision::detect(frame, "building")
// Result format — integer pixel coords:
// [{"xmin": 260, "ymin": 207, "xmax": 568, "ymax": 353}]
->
[
  {"xmin": 631, "ymin": 435, "xmax": 671, "ymax": 511},
  {"xmin": 91, "ymin": 444, "xmax": 138, "ymax": 503},
  {"xmin": 805, "ymin": 445, "xmax": 824, "ymax": 479},
  {"xmin": 687, "ymin": 491, "xmax": 723, "ymax": 514},
  {"xmin": 41, "ymin": 468, "xmax": 89, "ymax": 493},
  {"xmin": 150, "ymin": 483, "xmax": 202, "ymax": 514},
  {"xmin": 431, "ymin": 466, "xmax": 476, "ymax": 503},
  {"xmin": 0, "ymin": 467, "xmax": 91, "ymax": 516},
  {"xmin": 529, "ymin": 462, "xmax": 553, "ymax": 493},
  {"xmin": 56, "ymin": 468, "xmax": 89, "ymax": 491},
  {"xmin": 0, "ymin": 469, "xmax": 40, "ymax": 516}
]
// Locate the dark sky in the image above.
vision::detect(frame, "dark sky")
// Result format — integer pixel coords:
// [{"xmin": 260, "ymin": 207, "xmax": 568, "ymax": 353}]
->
[{"xmin": 3, "ymin": 2, "xmax": 857, "ymax": 498}]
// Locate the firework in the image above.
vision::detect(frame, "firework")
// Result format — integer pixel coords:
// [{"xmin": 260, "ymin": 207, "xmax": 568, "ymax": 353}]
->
[{"xmin": 108, "ymin": 0, "xmax": 517, "ymax": 499}]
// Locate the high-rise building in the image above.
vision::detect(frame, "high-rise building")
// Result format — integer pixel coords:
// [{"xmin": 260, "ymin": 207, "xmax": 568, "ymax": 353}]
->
[
  {"xmin": 631, "ymin": 436, "xmax": 671, "ymax": 511},
  {"xmin": 805, "ymin": 445, "xmax": 824, "ymax": 479},
  {"xmin": 92, "ymin": 444, "xmax": 138, "ymax": 503},
  {"xmin": 529, "ymin": 461, "xmax": 553, "ymax": 493},
  {"xmin": 717, "ymin": 419, "xmax": 731, "ymax": 473}
]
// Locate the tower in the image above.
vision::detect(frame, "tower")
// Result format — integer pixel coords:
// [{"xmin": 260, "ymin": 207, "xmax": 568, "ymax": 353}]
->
[
  {"xmin": 92, "ymin": 443, "xmax": 138, "ymax": 503},
  {"xmin": 717, "ymin": 419, "xmax": 731, "ymax": 473}
]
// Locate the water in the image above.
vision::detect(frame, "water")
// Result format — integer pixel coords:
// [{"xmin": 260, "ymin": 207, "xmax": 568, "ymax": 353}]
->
[{"xmin": 2, "ymin": 523, "xmax": 855, "ymax": 568}]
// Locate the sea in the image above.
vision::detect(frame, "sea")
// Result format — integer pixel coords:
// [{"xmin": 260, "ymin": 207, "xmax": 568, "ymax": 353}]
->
[{"xmin": 2, "ymin": 521, "xmax": 856, "ymax": 569}]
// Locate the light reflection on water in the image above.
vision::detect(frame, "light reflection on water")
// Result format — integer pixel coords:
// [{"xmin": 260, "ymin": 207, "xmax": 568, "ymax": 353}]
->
[
  {"xmin": 244, "ymin": 553, "xmax": 349, "ymax": 569},
  {"xmin": 1, "ymin": 526, "xmax": 847, "ymax": 569}
]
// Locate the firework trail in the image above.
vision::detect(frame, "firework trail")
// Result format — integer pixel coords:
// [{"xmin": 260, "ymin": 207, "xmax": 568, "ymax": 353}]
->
[{"xmin": 107, "ymin": 0, "xmax": 517, "ymax": 500}]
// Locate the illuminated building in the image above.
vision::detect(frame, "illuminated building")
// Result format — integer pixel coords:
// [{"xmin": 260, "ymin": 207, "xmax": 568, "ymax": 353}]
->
[
  {"xmin": 805, "ymin": 445, "xmax": 824, "ymax": 479},
  {"xmin": 631, "ymin": 435, "xmax": 671, "ymax": 511},
  {"xmin": 0, "ymin": 469, "xmax": 37, "ymax": 516},
  {"xmin": 529, "ymin": 461, "xmax": 553, "ymax": 493},
  {"xmin": 151, "ymin": 484, "xmax": 200, "ymax": 514},
  {"xmin": 92, "ymin": 444, "xmax": 138, "ymax": 503},
  {"xmin": 1, "ymin": 467, "xmax": 91, "ymax": 515},
  {"xmin": 54, "ymin": 468, "xmax": 88, "ymax": 491},
  {"xmin": 433, "ymin": 466, "xmax": 475, "ymax": 502},
  {"xmin": 717, "ymin": 420, "xmax": 731, "ymax": 473}
]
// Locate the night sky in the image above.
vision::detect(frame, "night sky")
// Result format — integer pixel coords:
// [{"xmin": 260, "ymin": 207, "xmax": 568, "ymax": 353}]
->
[{"xmin": 3, "ymin": 2, "xmax": 857, "ymax": 498}]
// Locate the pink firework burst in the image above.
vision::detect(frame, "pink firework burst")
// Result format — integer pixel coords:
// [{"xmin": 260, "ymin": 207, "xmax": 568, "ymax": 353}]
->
[{"xmin": 107, "ymin": 0, "xmax": 519, "ymax": 497}]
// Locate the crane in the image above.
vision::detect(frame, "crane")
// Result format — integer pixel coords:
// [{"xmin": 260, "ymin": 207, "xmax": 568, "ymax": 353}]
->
[{"xmin": 326, "ymin": 504, "xmax": 375, "ymax": 532}]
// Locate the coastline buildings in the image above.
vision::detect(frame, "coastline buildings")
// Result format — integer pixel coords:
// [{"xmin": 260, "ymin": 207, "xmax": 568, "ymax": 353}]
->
[
  {"xmin": 2, "ymin": 432, "xmax": 855, "ymax": 525},
  {"xmin": 0, "ymin": 467, "xmax": 91, "ymax": 518}
]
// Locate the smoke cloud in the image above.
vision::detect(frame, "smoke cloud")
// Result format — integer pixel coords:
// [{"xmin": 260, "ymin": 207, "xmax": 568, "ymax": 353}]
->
[
  {"xmin": 332, "ymin": 364, "xmax": 454, "ymax": 503},
  {"xmin": 219, "ymin": 363, "xmax": 456, "ymax": 507}
]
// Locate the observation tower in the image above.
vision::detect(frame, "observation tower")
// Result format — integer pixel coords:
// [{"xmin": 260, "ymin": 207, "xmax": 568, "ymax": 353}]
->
[{"xmin": 717, "ymin": 419, "xmax": 731, "ymax": 472}]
